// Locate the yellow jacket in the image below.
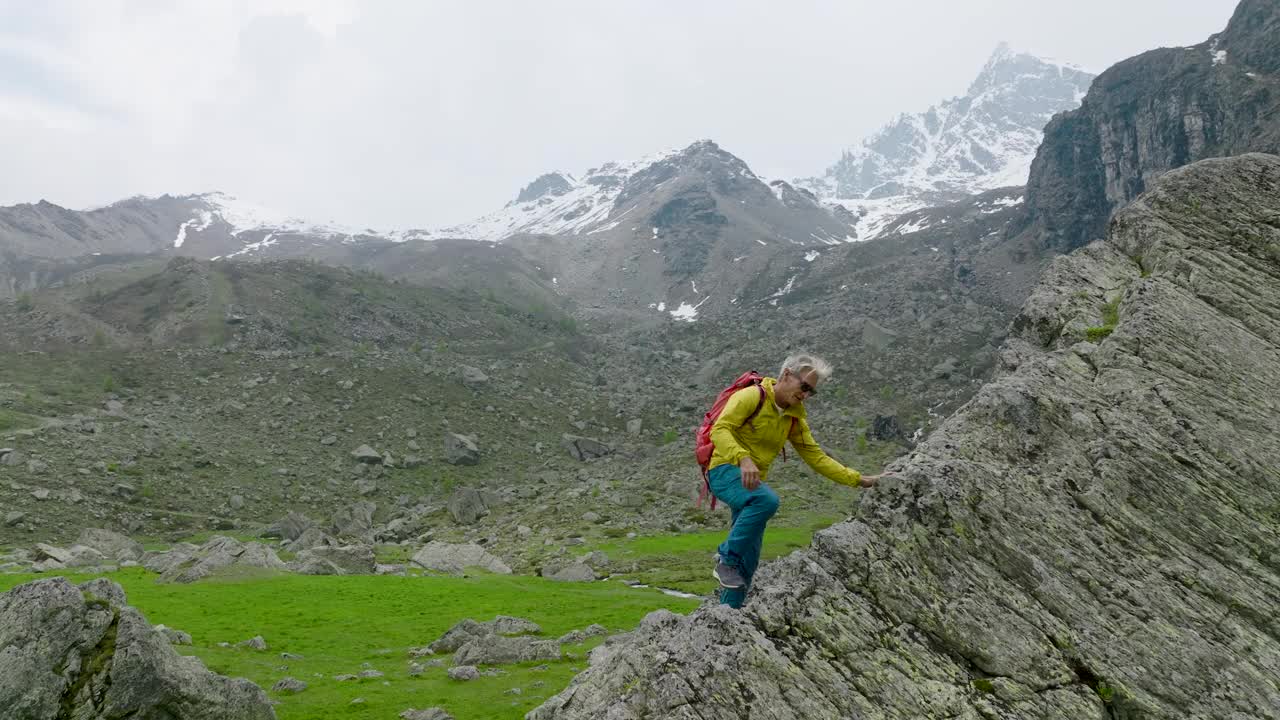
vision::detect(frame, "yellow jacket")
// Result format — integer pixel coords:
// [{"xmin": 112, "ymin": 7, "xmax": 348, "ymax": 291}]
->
[{"xmin": 708, "ymin": 377, "xmax": 862, "ymax": 487}]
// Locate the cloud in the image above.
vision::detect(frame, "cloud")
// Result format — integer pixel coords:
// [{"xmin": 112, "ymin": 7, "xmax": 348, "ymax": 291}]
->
[{"xmin": 0, "ymin": 0, "xmax": 1243, "ymax": 228}]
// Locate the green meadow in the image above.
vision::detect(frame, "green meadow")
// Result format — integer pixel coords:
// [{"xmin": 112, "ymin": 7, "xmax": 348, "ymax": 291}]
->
[{"xmin": 0, "ymin": 519, "xmax": 838, "ymax": 719}]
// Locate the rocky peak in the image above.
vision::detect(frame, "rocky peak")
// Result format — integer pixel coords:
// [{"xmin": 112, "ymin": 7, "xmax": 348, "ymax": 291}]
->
[
  {"xmin": 801, "ymin": 44, "xmax": 1093, "ymax": 221},
  {"xmin": 514, "ymin": 173, "xmax": 575, "ymax": 204},
  {"xmin": 1218, "ymin": 0, "xmax": 1280, "ymax": 74},
  {"xmin": 1020, "ymin": 0, "xmax": 1280, "ymax": 253}
]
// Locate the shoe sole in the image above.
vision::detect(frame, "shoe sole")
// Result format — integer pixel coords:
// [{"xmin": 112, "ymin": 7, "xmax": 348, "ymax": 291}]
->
[{"xmin": 712, "ymin": 567, "xmax": 744, "ymax": 589}]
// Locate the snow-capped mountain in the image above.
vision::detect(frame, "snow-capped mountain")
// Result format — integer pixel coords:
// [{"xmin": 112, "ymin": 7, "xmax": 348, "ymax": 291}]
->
[
  {"xmin": 437, "ymin": 140, "xmax": 855, "ymax": 246},
  {"xmin": 486, "ymin": 140, "xmax": 864, "ymax": 322},
  {"xmin": 801, "ymin": 43, "xmax": 1095, "ymax": 240}
]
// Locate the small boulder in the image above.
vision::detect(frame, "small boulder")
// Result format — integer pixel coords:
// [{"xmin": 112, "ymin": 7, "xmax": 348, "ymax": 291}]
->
[
  {"xmin": 401, "ymin": 707, "xmax": 454, "ymax": 720},
  {"xmin": 351, "ymin": 444, "xmax": 383, "ymax": 464},
  {"xmin": 561, "ymin": 434, "xmax": 613, "ymax": 461},
  {"xmin": 444, "ymin": 433, "xmax": 480, "ymax": 466},
  {"xmin": 237, "ymin": 635, "xmax": 268, "ymax": 651},
  {"xmin": 459, "ymin": 365, "xmax": 489, "ymax": 387},
  {"xmin": 447, "ymin": 665, "xmax": 480, "ymax": 681},
  {"xmin": 541, "ymin": 562, "xmax": 596, "ymax": 582},
  {"xmin": 272, "ymin": 677, "xmax": 307, "ymax": 693}
]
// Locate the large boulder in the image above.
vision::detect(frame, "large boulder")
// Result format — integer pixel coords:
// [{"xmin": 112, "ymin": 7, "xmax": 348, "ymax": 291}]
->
[
  {"xmin": 446, "ymin": 487, "xmax": 488, "ymax": 525},
  {"xmin": 74, "ymin": 528, "xmax": 144, "ymax": 563},
  {"xmin": 288, "ymin": 545, "xmax": 376, "ymax": 575},
  {"xmin": 157, "ymin": 536, "xmax": 286, "ymax": 584},
  {"xmin": 427, "ymin": 619, "xmax": 492, "ymax": 654},
  {"xmin": 142, "ymin": 543, "xmax": 199, "ymax": 574},
  {"xmin": 330, "ymin": 501, "xmax": 377, "ymax": 538},
  {"xmin": 411, "ymin": 542, "xmax": 511, "ymax": 575},
  {"xmin": 260, "ymin": 511, "xmax": 314, "ymax": 542},
  {"xmin": 282, "ymin": 527, "xmax": 336, "ymax": 553},
  {"xmin": 454, "ymin": 635, "xmax": 561, "ymax": 666},
  {"xmin": 443, "ymin": 433, "xmax": 480, "ymax": 466},
  {"xmin": 561, "ymin": 434, "xmax": 613, "ymax": 461},
  {"xmin": 0, "ymin": 577, "xmax": 274, "ymax": 719},
  {"xmin": 427, "ymin": 615, "xmax": 543, "ymax": 654},
  {"xmin": 540, "ymin": 562, "xmax": 596, "ymax": 583},
  {"xmin": 525, "ymin": 157, "xmax": 1280, "ymax": 719}
]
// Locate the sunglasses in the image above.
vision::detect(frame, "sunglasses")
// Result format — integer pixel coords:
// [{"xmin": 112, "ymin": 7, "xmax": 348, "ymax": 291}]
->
[{"xmin": 787, "ymin": 371, "xmax": 817, "ymax": 396}]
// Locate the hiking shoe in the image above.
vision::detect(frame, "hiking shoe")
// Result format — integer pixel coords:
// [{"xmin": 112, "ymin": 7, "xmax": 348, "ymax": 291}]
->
[{"xmin": 712, "ymin": 555, "xmax": 745, "ymax": 589}]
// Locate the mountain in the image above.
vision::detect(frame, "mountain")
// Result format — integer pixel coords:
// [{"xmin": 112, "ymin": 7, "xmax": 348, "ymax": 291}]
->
[
  {"xmin": 528, "ymin": 152, "xmax": 1280, "ymax": 720},
  {"xmin": 1020, "ymin": 0, "xmax": 1280, "ymax": 253},
  {"xmin": 439, "ymin": 140, "xmax": 855, "ymax": 245},
  {"xmin": 800, "ymin": 44, "xmax": 1095, "ymax": 240},
  {"xmin": 484, "ymin": 140, "xmax": 860, "ymax": 322}
]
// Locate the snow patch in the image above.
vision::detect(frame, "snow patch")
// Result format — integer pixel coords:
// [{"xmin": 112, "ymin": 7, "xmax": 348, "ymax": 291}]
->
[
  {"xmin": 804, "ymin": 251, "xmax": 820, "ymax": 262},
  {"xmin": 670, "ymin": 295, "xmax": 710, "ymax": 323},
  {"xmin": 174, "ymin": 210, "xmax": 213, "ymax": 248}
]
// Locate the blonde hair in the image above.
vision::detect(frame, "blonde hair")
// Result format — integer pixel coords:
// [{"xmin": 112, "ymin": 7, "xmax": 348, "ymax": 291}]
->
[{"xmin": 779, "ymin": 353, "xmax": 832, "ymax": 382}]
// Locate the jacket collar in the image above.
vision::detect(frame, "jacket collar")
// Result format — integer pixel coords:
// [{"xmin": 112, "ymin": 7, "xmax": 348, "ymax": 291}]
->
[{"xmin": 762, "ymin": 377, "xmax": 806, "ymax": 419}]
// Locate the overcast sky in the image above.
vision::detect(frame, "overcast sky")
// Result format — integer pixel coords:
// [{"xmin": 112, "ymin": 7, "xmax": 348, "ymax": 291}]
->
[{"xmin": 0, "ymin": 0, "xmax": 1241, "ymax": 229}]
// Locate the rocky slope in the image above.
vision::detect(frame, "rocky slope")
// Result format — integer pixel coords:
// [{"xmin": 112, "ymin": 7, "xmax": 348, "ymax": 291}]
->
[
  {"xmin": 1021, "ymin": 0, "xmax": 1280, "ymax": 253},
  {"xmin": 528, "ymin": 153, "xmax": 1280, "ymax": 719},
  {"xmin": 0, "ymin": 576, "xmax": 274, "ymax": 718},
  {"xmin": 801, "ymin": 44, "xmax": 1093, "ymax": 240}
]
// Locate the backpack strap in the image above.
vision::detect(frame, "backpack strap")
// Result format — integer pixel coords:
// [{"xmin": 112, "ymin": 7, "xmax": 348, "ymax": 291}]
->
[{"xmin": 744, "ymin": 383, "xmax": 767, "ymax": 425}]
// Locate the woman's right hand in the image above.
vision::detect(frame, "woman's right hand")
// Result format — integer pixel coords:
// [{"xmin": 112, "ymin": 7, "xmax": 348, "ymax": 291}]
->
[{"xmin": 740, "ymin": 457, "xmax": 761, "ymax": 490}]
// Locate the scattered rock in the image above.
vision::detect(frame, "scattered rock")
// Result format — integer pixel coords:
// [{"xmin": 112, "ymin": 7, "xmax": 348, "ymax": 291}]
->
[
  {"xmin": 459, "ymin": 365, "xmax": 489, "ymax": 387},
  {"xmin": 4, "ymin": 511, "xmax": 25, "ymax": 527},
  {"xmin": 358, "ymin": 669, "xmax": 384, "ymax": 679},
  {"xmin": 561, "ymin": 434, "xmax": 613, "ymax": 461},
  {"xmin": 154, "ymin": 624, "xmax": 193, "ymax": 645},
  {"xmin": 446, "ymin": 487, "xmax": 489, "ymax": 525},
  {"xmin": 400, "ymin": 708, "xmax": 453, "ymax": 720},
  {"xmin": 331, "ymin": 501, "xmax": 377, "ymax": 538},
  {"xmin": 444, "ymin": 433, "xmax": 480, "ymax": 466},
  {"xmin": 237, "ymin": 635, "xmax": 268, "ymax": 651},
  {"xmin": 351, "ymin": 444, "xmax": 383, "ymax": 464},
  {"xmin": 447, "ymin": 665, "xmax": 480, "ymax": 681},
  {"xmin": 262, "ymin": 511, "xmax": 315, "ymax": 541},
  {"xmin": 272, "ymin": 677, "xmax": 307, "ymax": 693}
]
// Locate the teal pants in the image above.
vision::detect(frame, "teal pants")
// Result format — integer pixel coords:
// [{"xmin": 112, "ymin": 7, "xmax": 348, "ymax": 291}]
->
[{"xmin": 709, "ymin": 463, "xmax": 779, "ymax": 608}]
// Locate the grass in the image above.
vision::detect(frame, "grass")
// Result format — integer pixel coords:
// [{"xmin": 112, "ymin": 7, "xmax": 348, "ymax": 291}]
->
[
  {"xmin": 1085, "ymin": 296, "xmax": 1123, "ymax": 342},
  {"xmin": 583, "ymin": 513, "xmax": 840, "ymax": 593},
  {"xmin": 0, "ymin": 408, "xmax": 41, "ymax": 432},
  {"xmin": 0, "ymin": 567, "xmax": 698, "ymax": 720}
]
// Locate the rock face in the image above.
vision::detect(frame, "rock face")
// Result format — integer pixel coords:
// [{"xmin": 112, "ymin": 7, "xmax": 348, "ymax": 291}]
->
[
  {"xmin": 528, "ymin": 156, "xmax": 1280, "ymax": 719},
  {"xmin": 1023, "ymin": 0, "xmax": 1280, "ymax": 253},
  {"xmin": 0, "ymin": 577, "xmax": 275, "ymax": 719}
]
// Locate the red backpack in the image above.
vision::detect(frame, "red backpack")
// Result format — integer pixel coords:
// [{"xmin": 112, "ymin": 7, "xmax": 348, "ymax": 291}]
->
[{"xmin": 694, "ymin": 371, "xmax": 794, "ymax": 510}]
